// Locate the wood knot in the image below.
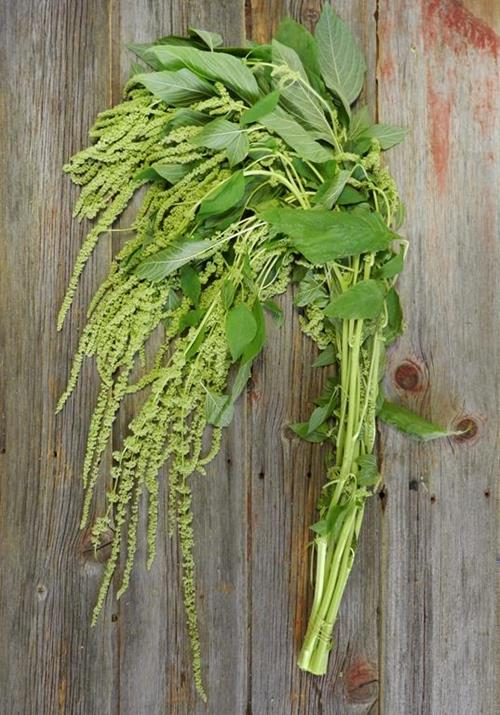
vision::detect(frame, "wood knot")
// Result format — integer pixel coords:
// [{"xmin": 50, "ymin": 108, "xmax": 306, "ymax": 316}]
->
[
  {"xmin": 394, "ymin": 360, "xmax": 423, "ymax": 392},
  {"xmin": 344, "ymin": 657, "xmax": 378, "ymax": 703}
]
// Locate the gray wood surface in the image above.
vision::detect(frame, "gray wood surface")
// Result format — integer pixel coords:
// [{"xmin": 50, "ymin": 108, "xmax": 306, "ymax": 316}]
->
[{"xmin": 0, "ymin": 1, "xmax": 497, "ymax": 714}]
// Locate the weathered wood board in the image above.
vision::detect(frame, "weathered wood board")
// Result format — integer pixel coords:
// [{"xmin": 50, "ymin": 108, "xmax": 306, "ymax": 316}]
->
[{"xmin": 0, "ymin": 1, "xmax": 497, "ymax": 714}]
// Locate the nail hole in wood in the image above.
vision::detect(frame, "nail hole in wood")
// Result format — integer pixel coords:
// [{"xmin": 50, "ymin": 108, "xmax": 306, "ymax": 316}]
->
[{"xmin": 454, "ymin": 417, "xmax": 478, "ymax": 443}]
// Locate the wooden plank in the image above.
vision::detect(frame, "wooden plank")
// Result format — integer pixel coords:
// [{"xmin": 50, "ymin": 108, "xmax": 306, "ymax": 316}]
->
[
  {"xmin": 110, "ymin": 3, "xmax": 249, "ymax": 714},
  {"xmin": 377, "ymin": 2, "xmax": 499, "ymax": 713},
  {"xmin": 247, "ymin": 2, "xmax": 381, "ymax": 714},
  {"xmin": 0, "ymin": 2, "xmax": 117, "ymax": 714}
]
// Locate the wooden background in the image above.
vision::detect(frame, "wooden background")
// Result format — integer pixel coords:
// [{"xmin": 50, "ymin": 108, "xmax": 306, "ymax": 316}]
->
[{"xmin": 1, "ymin": 1, "xmax": 498, "ymax": 713}]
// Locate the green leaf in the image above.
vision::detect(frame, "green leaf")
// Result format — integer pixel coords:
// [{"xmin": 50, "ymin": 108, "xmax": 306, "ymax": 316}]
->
[
  {"xmin": 262, "ymin": 299, "xmax": 284, "ymax": 325},
  {"xmin": 259, "ymin": 107, "xmax": 334, "ymax": 163},
  {"xmin": 271, "ymin": 40, "xmax": 332, "ymax": 141},
  {"xmin": 191, "ymin": 118, "xmax": 249, "ymax": 166},
  {"xmin": 312, "ymin": 169, "xmax": 351, "ymax": 209},
  {"xmin": 147, "ymin": 44, "xmax": 260, "ymax": 102},
  {"xmin": 188, "ymin": 27, "xmax": 223, "ymax": 51},
  {"xmin": 363, "ymin": 123, "xmax": 408, "ymax": 150},
  {"xmin": 307, "ymin": 405, "xmax": 329, "ymax": 434},
  {"xmin": 262, "ymin": 207, "xmax": 395, "ymax": 263},
  {"xmin": 290, "ymin": 421, "xmax": 329, "ymax": 443},
  {"xmin": 221, "ymin": 279, "xmax": 236, "ymax": 310},
  {"xmin": 349, "ymin": 106, "xmax": 372, "ymax": 139},
  {"xmin": 325, "ymin": 279, "xmax": 385, "ymax": 320},
  {"xmin": 241, "ymin": 90, "xmax": 280, "ymax": 125},
  {"xmin": 295, "ymin": 272, "xmax": 329, "ymax": 307},
  {"xmin": 135, "ymin": 239, "xmax": 211, "ymax": 282},
  {"xmin": 314, "ymin": 4, "xmax": 366, "ymax": 113},
  {"xmin": 356, "ymin": 454, "xmax": 381, "ymax": 487},
  {"xmin": 179, "ymin": 265, "xmax": 201, "ymax": 305},
  {"xmin": 378, "ymin": 400, "xmax": 454, "ymax": 441},
  {"xmin": 166, "ymin": 108, "xmax": 211, "ymax": 128},
  {"xmin": 225, "ymin": 303, "xmax": 258, "ymax": 361},
  {"xmin": 231, "ymin": 361, "xmax": 252, "ymax": 402},
  {"xmin": 337, "ymin": 185, "xmax": 368, "ymax": 205},
  {"xmin": 379, "ymin": 249, "xmax": 404, "ymax": 279},
  {"xmin": 313, "ymin": 345, "xmax": 336, "ymax": 367},
  {"xmin": 179, "ymin": 307, "xmax": 204, "ymax": 331},
  {"xmin": 383, "ymin": 287, "xmax": 404, "ymax": 344},
  {"xmin": 152, "ymin": 162, "xmax": 193, "ymax": 184},
  {"xmin": 242, "ymin": 300, "xmax": 266, "ymax": 363},
  {"xmin": 185, "ymin": 327, "xmax": 207, "ymax": 360},
  {"xmin": 275, "ymin": 18, "xmax": 322, "ymax": 88},
  {"xmin": 205, "ymin": 391, "xmax": 234, "ymax": 427},
  {"xmin": 198, "ymin": 170, "xmax": 246, "ymax": 217},
  {"xmin": 134, "ymin": 69, "xmax": 213, "ymax": 105}
]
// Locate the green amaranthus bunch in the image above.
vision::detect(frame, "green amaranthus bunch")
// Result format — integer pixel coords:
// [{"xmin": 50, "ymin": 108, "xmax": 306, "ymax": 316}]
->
[{"xmin": 59, "ymin": 5, "xmax": 454, "ymax": 699}]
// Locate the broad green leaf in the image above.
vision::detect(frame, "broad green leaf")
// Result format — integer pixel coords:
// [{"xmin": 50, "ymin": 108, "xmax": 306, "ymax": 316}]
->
[
  {"xmin": 275, "ymin": 18, "xmax": 322, "ymax": 88},
  {"xmin": 179, "ymin": 265, "xmax": 201, "ymax": 305},
  {"xmin": 198, "ymin": 170, "xmax": 246, "ymax": 217},
  {"xmin": 262, "ymin": 299, "xmax": 284, "ymax": 325},
  {"xmin": 188, "ymin": 27, "xmax": 223, "ymax": 51},
  {"xmin": 226, "ymin": 303, "xmax": 258, "ymax": 361},
  {"xmin": 262, "ymin": 207, "xmax": 395, "ymax": 263},
  {"xmin": 312, "ymin": 169, "xmax": 351, "ymax": 208},
  {"xmin": 271, "ymin": 40, "xmax": 332, "ymax": 141},
  {"xmin": 221, "ymin": 279, "xmax": 236, "ymax": 310},
  {"xmin": 348, "ymin": 106, "xmax": 372, "ymax": 139},
  {"xmin": 178, "ymin": 307, "xmax": 204, "ymax": 331},
  {"xmin": 166, "ymin": 108, "xmax": 211, "ymax": 128},
  {"xmin": 242, "ymin": 300, "xmax": 266, "ymax": 363},
  {"xmin": 191, "ymin": 118, "xmax": 249, "ymax": 166},
  {"xmin": 313, "ymin": 345, "xmax": 336, "ymax": 367},
  {"xmin": 290, "ymin": 421, "xmax": 329, "ymax": 443},
  {"xmin": 364, "ymin": 123, "xmax": 408, "ymax": 150},
  {"xmin": 307, "ymin": 405, "xmax": 329, "ymax": 434},
  {"xmin": 240, "ymin": 90, "xmax": 280, "ymax": 125},
  {"xmin": 379, "ymin": 249, "xmax": 404, "ymax": 278},
  {"xmin": 152, "ymin": 162, "xmax": 193, "ymax": 184},
  {"xmin": 135, "ymin": 239, "xmax": 211, "ymax": 282},
  {"xmin": 205, "ymin": 391, "xmax": 234, "ymax": 427},
  {"xmin": 314, "ymin": 4, "xmax": 366, "ymax": 113},
  {"xmin": 134, "ymin": 69, "xmax": 213, "ymax": 105},
  {"xmin": 356, "ymin": 454, "xmax": 381, "ymax": 487},
  {"xmin": 378, "ymin": 400, "xmax": 454, "ymax": 441},
  {"xmin": 325, "ymin": 279, "xmax": 385, "ymax": 320},
  {"xmin": 147, "ymin": 44, "xmax": 260, "ymax": 101},
  {"xmin": 295, "ymin": 272, "xmax": 329, "ymax": 307},
  {"xmin": 337, "ymin": 185, "xmax": 367, "ymax": 205},
  {"xmin": 165, "ymin": 288, "xmax": 181, "ymax": 312},
  {"xmin": 259, "ymin": 107, "xmax": 334, "ymax": 163},
  {"xmin": 231, "ymin": 361, "xmax": 252, "ymax": 402},
  {"xmin": 383, "ymin": 287, "xmax": 403, "ymax": 344}
]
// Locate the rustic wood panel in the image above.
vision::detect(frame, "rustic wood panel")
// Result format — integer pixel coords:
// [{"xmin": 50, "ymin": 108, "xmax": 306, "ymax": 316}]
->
[
  {"xmin": 377, "ymin": 2, "xmax": 499, "ymax": 714},
  {"xmin": 1, "ymin": 1, "xmax": 498, "ymax": 714},
  {"xmin": 0, "ymin": 2, "xmax": 117, "ymax": 714}
]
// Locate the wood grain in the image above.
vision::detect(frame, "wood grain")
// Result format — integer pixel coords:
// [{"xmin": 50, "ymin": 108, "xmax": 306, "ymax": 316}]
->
[
  {"xmin": 0, "ymin": 1, "xmax": 498, "ymax": 713},
  {"xmin": 0, "ymin": 2, "xmax": 116, "ymax": 714},
  {"xmin": 377, "ymin": 2, "xmax": 499, "ymax": 713}
]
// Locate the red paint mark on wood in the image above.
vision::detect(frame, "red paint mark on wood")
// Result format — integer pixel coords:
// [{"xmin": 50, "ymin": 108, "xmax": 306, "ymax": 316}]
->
[
  {"xmin": 379, "ymin": 54, "xmax": 396, "ymax": 80},
  {"xmin": 472, "ymin": 75, "xmax": 498, "ymax": 134},
  {"xmin": 423, "ymin": 0, "xmax": 500, "ymax": 57},
  {"xmin": 426, "ymin": 78, "xmax": 452, "ymax": 192},
  {"xmin": 345, "ymin": 657, "xmax": 378, "ymax": 703}
]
